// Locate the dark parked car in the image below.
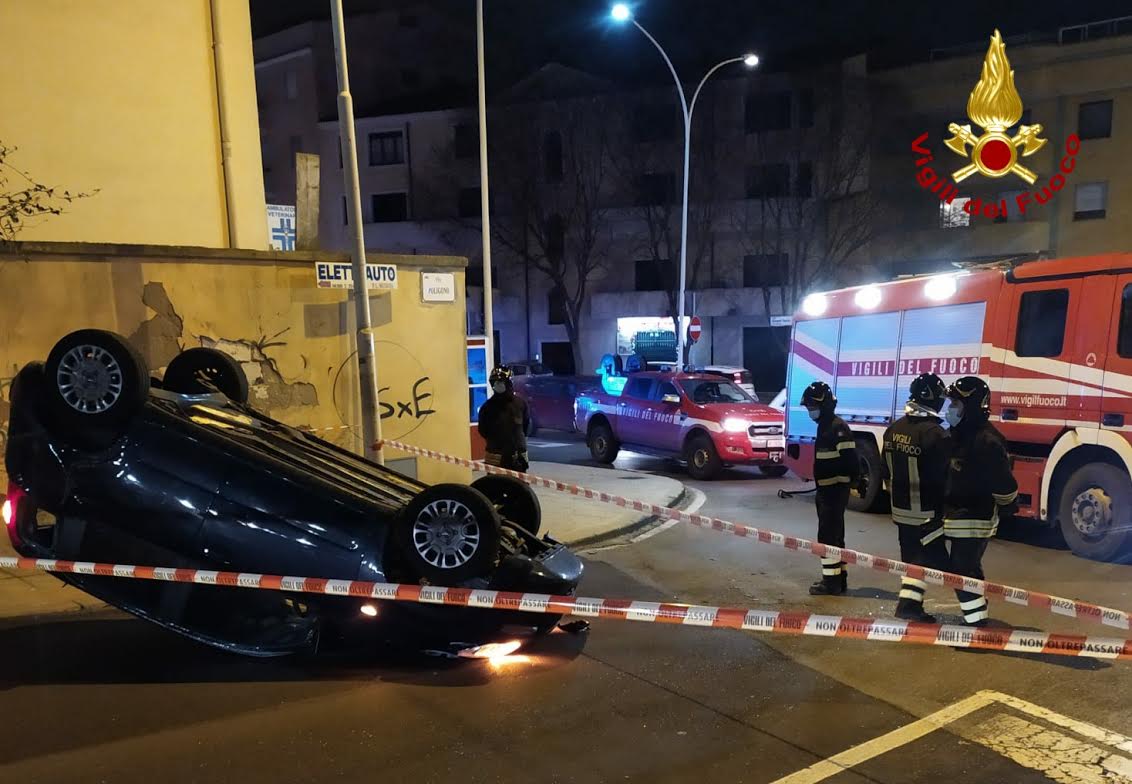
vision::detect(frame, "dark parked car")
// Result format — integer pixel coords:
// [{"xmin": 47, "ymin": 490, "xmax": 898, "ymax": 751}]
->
[
  {"xmin": 512, "ymin": 374, "xmax": 600, "ymax": 436},
  {"xmin": 4, "ymin": 330, "xmax": 583, "ymax": 657}
]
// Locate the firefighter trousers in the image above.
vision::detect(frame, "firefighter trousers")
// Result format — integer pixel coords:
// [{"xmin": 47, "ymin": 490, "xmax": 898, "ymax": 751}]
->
[
  {"xmin": 948, "ymin": 537, "xmax": 990, "ymax": 624},
  {"xmin": 815, "ymin": 485, "xmax": 849, "ymax": 582},
  {"xmin": 894, "ymin": 521, "xmax": 947, "ymax": 611}
]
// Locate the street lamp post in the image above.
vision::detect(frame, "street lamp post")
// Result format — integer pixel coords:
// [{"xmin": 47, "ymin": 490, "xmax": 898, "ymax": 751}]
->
[{"xmin": 612, "ymin": 4, "xmax": 757, "ymax": 367}]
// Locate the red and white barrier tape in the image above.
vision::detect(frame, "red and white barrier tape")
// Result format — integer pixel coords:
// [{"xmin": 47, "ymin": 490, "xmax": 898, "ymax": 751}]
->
[
  {"xmin": 1, "ymin": 555, "xmax": 1128, "ymax": 662},
  {"xmin": 376, "ymin": 438, "xmax": 1132, "ymax": 632}
]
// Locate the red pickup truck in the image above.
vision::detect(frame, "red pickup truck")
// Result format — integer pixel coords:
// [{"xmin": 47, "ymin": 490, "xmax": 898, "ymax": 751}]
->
[{"xmin": 573, "ymin": 370, "xmax": 787, "ymax": 480}]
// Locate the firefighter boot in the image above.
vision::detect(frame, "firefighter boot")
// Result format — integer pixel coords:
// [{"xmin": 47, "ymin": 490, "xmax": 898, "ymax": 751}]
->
[
  {"xmin": 809, "ymin": 572, "xmax": 847, "ymax": 596},
  {"xmin": 894, "ymin": 598, "xmax": 937, "ymax": 624}
]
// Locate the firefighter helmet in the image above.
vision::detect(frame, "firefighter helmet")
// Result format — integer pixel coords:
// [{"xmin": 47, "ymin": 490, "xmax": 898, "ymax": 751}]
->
[
  {"xmin": 489, "ymin": 366, "xmax": 513, "ymax": 389},
  {"xmin": 800, "ymin": 381, "xmax": 837, "ymax": 415},
  {"xmin": 946, "ymin": 376, "xmax": 991, "ymax": 417},
  {"xmin": 909, "ymin": 372, "xmax": 947, "ymax": 411}
]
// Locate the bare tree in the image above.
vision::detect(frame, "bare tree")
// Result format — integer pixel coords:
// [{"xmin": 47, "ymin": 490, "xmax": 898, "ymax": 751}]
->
[
  {"xmin": 0, "ymin": 142, "xmax": 96, "ymax": 242},
  {"xmin": 732, "ymin": 74, "xmax": 877, "ymax": 324}
]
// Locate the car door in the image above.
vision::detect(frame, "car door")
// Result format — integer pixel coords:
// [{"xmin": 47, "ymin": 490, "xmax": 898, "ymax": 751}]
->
[
  {"xmin": 650, "ymin": 379, "xmax": 685, "ymax": 451},
  {"xmin": 1101, "ymin": 275, "xmax": 1132, "ymax": 434},
  {"xmin": 617, "ymin": 376, "xmax": 655, "ymax": 446}
]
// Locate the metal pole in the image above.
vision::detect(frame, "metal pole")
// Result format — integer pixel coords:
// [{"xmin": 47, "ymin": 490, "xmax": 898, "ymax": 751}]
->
[
  {"xmin": 476, "ymin": 0, "xmax": 495, "ymax": 368},
  {"xmin": 330, "ymin": 0, "xmax": 383, "ymax": 464}
]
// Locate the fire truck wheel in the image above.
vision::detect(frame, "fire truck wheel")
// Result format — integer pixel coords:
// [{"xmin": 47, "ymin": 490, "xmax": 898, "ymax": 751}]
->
[
  {"xmin": 588, "ymin": 421, "xmax": 619, "ymax": 464},
  {"xmin": 1057, "ymin": 463, "xmax": 1132, "ymax": 563},
  {"xmin": 847, "ymin": 436, "xmax": 887, "ymax": 514},
  {"xmin": 685, "ymin": 434, "xmax": 722, "ymax": 480}
]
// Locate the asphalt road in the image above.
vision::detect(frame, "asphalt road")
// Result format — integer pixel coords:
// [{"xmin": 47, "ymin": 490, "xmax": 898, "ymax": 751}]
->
[{"xmin": 2, "ymin": 432, "xmax": 1131, "ymax": 783}]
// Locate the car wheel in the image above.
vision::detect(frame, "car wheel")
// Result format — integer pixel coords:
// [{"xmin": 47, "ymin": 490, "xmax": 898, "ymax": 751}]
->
[
  {"xmin": 588, "ymin": 421, "xmax": 619, "ymax": 464},
  {"xmin": 471, "ymin": 475, "xmax": 541, "ymax": 536},
  {"xmin": 847, "ymin": 436, "xmax": 887, "ymax": 513},
  {"xmin": 759, "ymin": 465, "xmax": 789, "ymax": 478},
  {"xmin": 685, "ymin": 434, "xmax": 722, "ymax": 480},
  {"xmin": 44, "ymin": 329, "xmax": 149, "ymax": 447},
  {"xmin": 398, "ymin": 484, "xmax": 502, "ymax": 583},
  {"xmin": 1057, "ymin": 463, "xmax": 1132, "ymax": 562},
  {"xmin": 163, "ymin": 347, "xmax": 249, "ymax": 403}
]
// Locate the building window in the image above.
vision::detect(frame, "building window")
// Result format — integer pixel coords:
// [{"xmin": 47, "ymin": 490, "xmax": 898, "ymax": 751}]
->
[
  {"xmin": 544, "ymin": 130, "xmax": 563, "ymax": 183},
  {"xmin": 371, "ymin": 192, "xmax": 408, "ymax": 223},
  {"xmin": 1015, "ymin": 289, "xmax": 1068, "ymax": 358},
  {"xmin": 633, "ymin": 103, "xmax": 677, "ymax": 143},
  {"xmin": 454, "ymin": 123, "xmax": 478, "ymax": 159},
  {"xmin": 458, "ymin": 187, "xmax": 481, "ymax": 218},
  {"xmin": 745, "ymin": 91, "xmax": 791, "ymax": 133},
  {"xmin": 1074, "ymin": 182, "xmax": 1108, "ymax": 220},
  {"xmin": 368, "ymin": 131, "xmax": 404, "ymax": 166},
  {"xmin": 746, "ymin": 164, "xmax": 790, "ymax": 198},
  {"xmin": 1077, "ymin": 100, "xmax": 1113, "ymax": 140},
  {"xmin": 797, "ymin": 88, "xmax": 815, "ymax": 128},
  {"xmin": 995, "ymin": 190, "xmax": 1026, "ymax": 223},
  {"xmin": 546, "ymin": 214, "xmax": 565, "ymax": 261},
  {"xmin": 796, "ymin": 162, "xmax": 813, "ymax": 198},
  {"xmin": 636, "ymin": 172, "xmax": 676, "ymax": 207},
  {"xmin": 285, "ymin": 69, "xmax": 298, "ymax": 100},
  {"xmin": 634, "ymin": 259, "xmax": 672, "ymax": 291},
  {"xmin": 940, "ymin": 197, "xmax": 971, "ymax": 228},
  {"xmin": 743, "ymin": 254, "xmax": 788, "ymax": 287},
  {"xmin": 548, "ymin": 287, "xmax": 567, "ymax": 325},
  {"xmin": 1119, "ymin": 285, "xmax": 1132, "ymax": 359}
]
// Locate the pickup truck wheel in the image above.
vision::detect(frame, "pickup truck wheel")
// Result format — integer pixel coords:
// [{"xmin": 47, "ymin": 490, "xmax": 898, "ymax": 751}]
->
[
  {"xmin": 398, "ymin": 485, "xmax": 502, "ymax": 583},
  {"xmin": 685, "ymin": 434, "xmax": 722, "ymax": 480},
  {"xmin": 163, "ymin": 347, "xmax": 249, "ymax": 403},
  {"xmin": 471, "ymin": 475, "xmax": 541, "ymax": 536},
  {"xmin": 588, "ymin": 421, "xmax": 619, "ymax": 464},
  {"xmin": 44, "ymin": 329, "xmax": 149, "ymax": 448},
  {"xmin": 1058, "ymin": 464, "xmax": 1132, "ymax": 563},
  {"xmin": 847, "ymin": 436, "xmax": 887, "ymax": 513}
]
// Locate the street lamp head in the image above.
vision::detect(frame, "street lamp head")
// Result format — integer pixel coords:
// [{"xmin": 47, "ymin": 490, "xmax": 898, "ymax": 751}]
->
[
  {"xmin": 743, "ymin": 53, "xmax": 760, "ymax": 68},
  {"xmin": 611, "ymin": 3, "xmax": 632, "ymax": 22}
]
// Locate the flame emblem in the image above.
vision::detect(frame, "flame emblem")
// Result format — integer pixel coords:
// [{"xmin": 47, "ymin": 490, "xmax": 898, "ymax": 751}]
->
[{"xmin": 944, "ymin": 30, "xmax": 1046, "ymax": 184}]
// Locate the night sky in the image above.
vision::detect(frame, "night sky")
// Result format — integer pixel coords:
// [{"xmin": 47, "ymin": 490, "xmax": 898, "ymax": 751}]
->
[{"xmin": 250, "ymin": 0, "xmax": 1132, "ymax": 87}]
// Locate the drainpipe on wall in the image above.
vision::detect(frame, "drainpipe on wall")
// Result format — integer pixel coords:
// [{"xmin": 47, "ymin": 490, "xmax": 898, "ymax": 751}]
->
[{"xmin": 208, "ymin": 0, "xmax": 239, "ymax": 248}]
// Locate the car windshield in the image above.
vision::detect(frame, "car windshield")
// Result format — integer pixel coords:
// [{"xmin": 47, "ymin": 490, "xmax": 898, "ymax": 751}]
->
[{"xmin": 678, "ymin": 379, "xmax": 754, "ymax": 404}]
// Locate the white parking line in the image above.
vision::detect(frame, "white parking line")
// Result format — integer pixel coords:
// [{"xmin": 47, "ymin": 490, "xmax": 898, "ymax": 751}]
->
[{"xmin": 771, "ymin": 691, "xmax": 1132, "ymax": 784}]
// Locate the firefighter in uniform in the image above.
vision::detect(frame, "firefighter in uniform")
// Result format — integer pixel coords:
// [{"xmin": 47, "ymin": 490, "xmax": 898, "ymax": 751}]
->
[
  {"xmin": 942, "ymin": 376, "xmax": 1018, "ymax": 626},
  {"xmin": 477, "ymin": 366, "xmax": 531, "ymax": 472},
  {"xmin": 882, "ymin": 373, "xmax": 951, "ymax": 623},
  {"xmin": 801, "ymin": 381, "xmax": 859, "ymax": 596}
]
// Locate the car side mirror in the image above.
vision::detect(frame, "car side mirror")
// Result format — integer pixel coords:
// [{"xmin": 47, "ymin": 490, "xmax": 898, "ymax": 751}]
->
[{"xmin": 662, "ymin": 394, "xmax": 680, "ymax": 405}]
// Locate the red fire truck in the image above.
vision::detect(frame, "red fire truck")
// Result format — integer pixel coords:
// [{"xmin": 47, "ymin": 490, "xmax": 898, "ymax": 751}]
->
[{"xmin": 784, "ymin": 254, "xmax": 1132, "ymax": 562}]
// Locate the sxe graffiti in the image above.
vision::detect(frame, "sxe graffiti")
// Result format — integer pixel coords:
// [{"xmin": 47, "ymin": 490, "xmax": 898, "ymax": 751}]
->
[{"xmin": 378, "ymin": 376, "xmax": 435, "ymax": 421}]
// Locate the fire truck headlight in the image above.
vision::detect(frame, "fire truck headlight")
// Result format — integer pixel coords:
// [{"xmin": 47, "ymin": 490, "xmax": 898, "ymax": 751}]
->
[
  {"xmin": 802, "ymin": 293, "xmax": 828, "ymax": 316},
  {"xmin": 854, "ymin": 286, "xmax": 882, "ymax": 309},
  {"xmin": 924, "ymin": 275, "xmax": 958, "ymax": 301},
  {"xmin": 723, "ymin": 418, "xmax": 750, "ymax": 433}
]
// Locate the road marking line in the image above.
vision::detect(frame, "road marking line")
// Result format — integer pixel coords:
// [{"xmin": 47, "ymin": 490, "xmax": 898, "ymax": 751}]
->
[
  {"xmin": 967, "ymin": 713, "xmax": 1132, "ymax": 784},
  {"xmin": 530, "ymin": 441, "xmax": 572, "ymax": 448},
  {"xmin": 770, "ymin": 693, "xmax": 996, "ymax": 783},
  {"xmin": 770, "ymin": 691, "xmax": 1132, "ymax": 784},
  {"xmin": 630, "ymin": 487, "xmax": 707, "ymax": 543}
]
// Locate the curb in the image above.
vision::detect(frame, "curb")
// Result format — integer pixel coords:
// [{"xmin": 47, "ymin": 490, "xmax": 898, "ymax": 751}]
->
[{"xmin": 563, "ymin": 487, "xmax": 689, "ymax": 549}]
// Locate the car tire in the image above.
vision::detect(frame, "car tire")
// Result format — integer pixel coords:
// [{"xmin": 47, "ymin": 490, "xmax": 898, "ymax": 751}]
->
[
  {"xmin": 588, "ymin": 421, "xmax": 619, "ymax": 464},
  {"xmin": 759, "ymin": 465, "xmax": 789, "ymax": 478},
  {"xmin": 1057, "ymin": 463, "xmax": 1132, "ymax": 562},
  {"xmin": 685, "ymin": 434, "xmax": 722, "ymax": 480},
  {"xmin": 398, "ymin": 484, "xmax": 502, "ymax": 583},
  {"xmin": 472, "ymin": 475, "xmax": 541, "ymax": 536},
  {"xmin": 847, "ymin": 436, "xmax": 887, "ymax": 513},
  {"xmin": 163, "ymin": 347, "xmax": 250, "ymax": 403},
  {"xmin": 44, "ymin": 329, "xmax": 149, "ymax": 448}
]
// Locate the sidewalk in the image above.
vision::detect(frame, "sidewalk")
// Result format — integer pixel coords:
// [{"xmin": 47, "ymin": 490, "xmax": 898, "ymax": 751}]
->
[{"xmin": 0, "ymin": 464, "xmax": 684, "ymax": 621}]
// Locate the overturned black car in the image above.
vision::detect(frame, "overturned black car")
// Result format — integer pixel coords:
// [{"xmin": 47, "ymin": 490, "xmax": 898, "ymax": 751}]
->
[{"xmin": 3, "ymin": 330, "xmax": 583, "ymax": 657}]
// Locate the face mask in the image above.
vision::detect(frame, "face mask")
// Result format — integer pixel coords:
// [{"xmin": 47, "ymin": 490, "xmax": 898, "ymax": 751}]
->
[
  {"xmin": 493, "ymin": 382, "xmax": 507, "ymax": 394},
  {"xmin": 807, "ymin": 408, "xmax": 821, "ymax": 421},
  {"xmin": 945, "ymin": 402, "xmax": 963, "ymax": 427}
]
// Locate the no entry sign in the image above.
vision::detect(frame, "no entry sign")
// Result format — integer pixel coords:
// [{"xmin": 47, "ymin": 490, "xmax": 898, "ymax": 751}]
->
[{"xmin": 688, "ymin": 316, "xmax": 702, "ymax": 343}]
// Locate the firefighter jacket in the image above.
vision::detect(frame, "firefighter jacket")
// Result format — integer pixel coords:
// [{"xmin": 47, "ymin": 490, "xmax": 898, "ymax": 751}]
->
[
  {"xmin": 942, "ymin": 418, "xmax": 1018, "ymax": 539},
  {"xmin": 882, "ymin": 406, "xmax": 951, "ymax": 526},
  {"xmin": 813, "ymin": 414, "xmax": 859, "ymax": 488},
  {"xmin": 477, "ymin": 391, "xmax": 530, "ymax": 456}
]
